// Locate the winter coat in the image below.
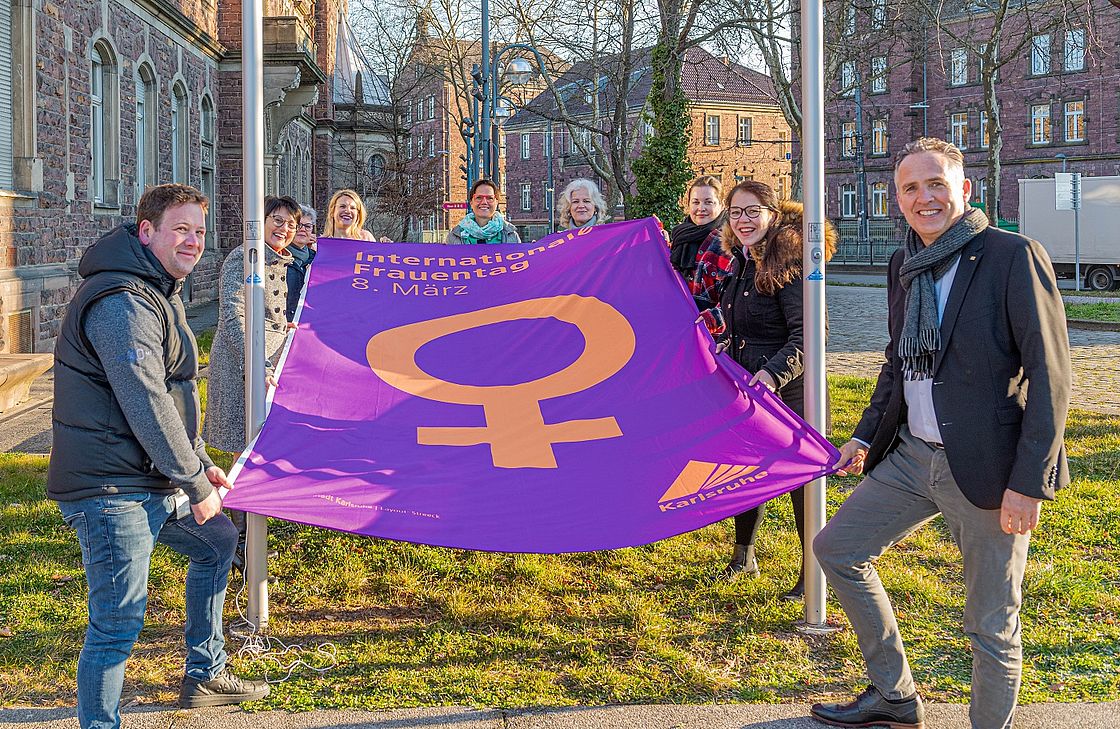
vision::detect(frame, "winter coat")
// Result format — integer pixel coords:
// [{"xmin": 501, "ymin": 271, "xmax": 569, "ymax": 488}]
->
[
  {"xmin": 48, "ymin": 224, "xmax": 216, "ymax": 503},
  {"xmin": 718, "ymin": 200, "xmax": 837, "ymax": 420},
  {"xmin": 286, "ymin": 244, "xmax": 316, "ymax": 321},
  {"xmin": 202, "ymin": 244, "xmax": 293, "ymax": 452}
]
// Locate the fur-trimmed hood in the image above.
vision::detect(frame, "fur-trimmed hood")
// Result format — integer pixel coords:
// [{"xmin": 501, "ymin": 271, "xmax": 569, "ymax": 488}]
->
[{"xmin": 721, "ymin": 199, "xmax": 838, "ymax": 266}]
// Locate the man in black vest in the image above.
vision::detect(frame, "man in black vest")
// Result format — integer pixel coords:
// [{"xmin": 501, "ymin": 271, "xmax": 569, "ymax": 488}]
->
[
  {"xmin": 49, "ymin": 184, "xmax": 268, "ymax": 729},
  {"xmin": 810, "ymin": 139, "xmax": 1071, "ymax": 729}
]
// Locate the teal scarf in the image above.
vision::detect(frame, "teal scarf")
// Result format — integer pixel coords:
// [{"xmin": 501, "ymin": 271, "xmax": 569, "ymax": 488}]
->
[{"xmin": 458, "ymin": 212, "xmax": 507, "ymax": 245}]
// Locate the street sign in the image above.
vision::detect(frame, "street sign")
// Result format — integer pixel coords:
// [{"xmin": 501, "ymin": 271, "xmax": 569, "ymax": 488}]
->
[
  {"xmin": 1055, "ymin": 172, "xmax": 1081, "ymax": 210},
  {"xmin": 442, "ymin": 202, "xmax": 469, "ymax": 211}
]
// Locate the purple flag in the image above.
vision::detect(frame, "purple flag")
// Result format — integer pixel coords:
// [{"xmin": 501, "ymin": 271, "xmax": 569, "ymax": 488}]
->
[{"xmin": 223, "ymin": 219, "xmax": 839, "ymax": 553}]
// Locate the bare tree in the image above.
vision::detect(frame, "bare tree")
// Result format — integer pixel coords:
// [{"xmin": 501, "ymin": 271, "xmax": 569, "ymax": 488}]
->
[{"xmin": 905, "ymin": 0, "xmax": 1087, "ymax": 221}]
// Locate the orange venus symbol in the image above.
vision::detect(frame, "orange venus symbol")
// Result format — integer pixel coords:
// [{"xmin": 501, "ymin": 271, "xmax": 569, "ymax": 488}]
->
[{"xmin": 366, "ymin": 295, "xmax": 637, "ymax": 469}]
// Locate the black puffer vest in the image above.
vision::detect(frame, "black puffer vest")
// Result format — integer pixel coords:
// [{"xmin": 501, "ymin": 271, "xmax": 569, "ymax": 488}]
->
[{"xmin": 47, "ymin": 224, "xmax": 200, "ymax": 501}]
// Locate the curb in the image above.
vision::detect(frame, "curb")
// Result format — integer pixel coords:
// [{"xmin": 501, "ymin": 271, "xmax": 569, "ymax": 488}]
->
[{"xmin": 1068, "ymin": 318, "xmax": 1120, "ymax": 332}]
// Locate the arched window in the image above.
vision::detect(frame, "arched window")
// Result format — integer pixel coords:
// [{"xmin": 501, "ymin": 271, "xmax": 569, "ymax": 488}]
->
[
  {"xmin": 135, "ymin": 63, "xmax": 157, "ymax": 199},
  {"xmin": 301, "ymin": 143, "xmax": 312, "ymax": 202},
  {"xmin": 280, "ymin": 138, "xmax": 293, "ymax": 196},
  {"xmin": 199, "ymin": 94, "xmax": 216, "ymax": 242},
  {"xmin": 367, "ymin": 154, "xmax": 385, "ymax": 180},
  {"xmin": 840, "ymin": 184, "xmax": 857, "ymax": 218},
  {"xmin": 871, "ymin": 182, "xmax": 889, "ymax": 217},
  {"xmin": 91, "ymin": 41, "xmax": 120, "ymax": 204},
  {"xmin": 171, "ymin": 82, "xmax": 189, "ymax": 183}
]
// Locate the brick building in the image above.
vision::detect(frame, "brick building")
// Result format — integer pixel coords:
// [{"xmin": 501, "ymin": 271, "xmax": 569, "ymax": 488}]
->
[
  {"xmin": 503, "ymin": 46, "xmax": 792, "ymax": 240},
  {"xmin": 0, "ymin": 0, "xmax": 393, "ymax": 353},
  {"xmin": 821, "ymin": 0, "xmax": 1120, "ymax": 262}
]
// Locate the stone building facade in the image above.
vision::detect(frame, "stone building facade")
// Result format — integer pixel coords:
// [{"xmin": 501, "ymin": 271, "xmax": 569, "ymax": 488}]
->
[
  {"xmin": 821, "ymin": 0, "xmax": 1120, "ymax": 260},
  {"xmin": 0, "ymin": 0, "xmax": 394, "ymax": 353},
  {"xmin": 503, "ymin": 46, "xmax": 792, "ymax": 240}
]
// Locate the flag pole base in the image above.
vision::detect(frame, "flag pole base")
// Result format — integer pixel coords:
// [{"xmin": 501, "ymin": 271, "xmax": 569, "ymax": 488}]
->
[{"xmin": 796, "ymin": 620, "xmax": 842, "ymax": 636}]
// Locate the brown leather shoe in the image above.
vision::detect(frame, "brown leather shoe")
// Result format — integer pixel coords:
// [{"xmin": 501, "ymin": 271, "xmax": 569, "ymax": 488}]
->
[{"xmin": 810, "ymin": 685, "xmax": 925, "ymax": 728}]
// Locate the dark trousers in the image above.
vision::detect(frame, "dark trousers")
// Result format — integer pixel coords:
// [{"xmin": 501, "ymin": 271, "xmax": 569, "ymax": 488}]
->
[{"xmin": 734, "ymin": 485, "xmax": 807, "ymax": 556}]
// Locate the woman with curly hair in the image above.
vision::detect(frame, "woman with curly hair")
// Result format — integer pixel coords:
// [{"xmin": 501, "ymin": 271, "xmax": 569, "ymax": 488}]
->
[
  {"xmin": 716, "ymin": 180, "xmax": 836, "ymax": 600},
  {"xmin": 556, "ymin": 178, "xmax": 608, "ymax": 230}
]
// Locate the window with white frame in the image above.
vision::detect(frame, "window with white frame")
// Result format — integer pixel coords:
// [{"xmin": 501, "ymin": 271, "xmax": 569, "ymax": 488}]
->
[
  {"xmin": 428, "ymin": 95, "xmax": 436, "ymax": 119},
  {"xmin": 428, "ymin": 133, "xmax": 435, "ymax": 157},
  {"xmin": 844, "ymin": 3, "xmax": 856, "ymax": 35},
  {"xmin": 705, "ymin": 114, "xmax": 720, "ymax": 145},
  {"xmin": 841, "ymin": 121, "xmax": 856, "ymax": 157},
  {"xmin": 1031, "ymin": 104, "xmax": 1051, "ymax": 144},
  {"xmin": 737, "ymin": 116, "xmax": 752, "ymax": 146},
  {"xmin": 171, "ymin": 82, "xmax": 189, "ymax": 183},
  {"xmin": 840, "ymin": 61, "xmax": 856, "ymax": 96},
  {"xmin": 978, "ymin": 43, "xmax": 987, "ymax": 78},
  {"xmin": 871, "ymin": 182, "xmax": 888, "ymax": 217},
  {"xmin": 368, "ymin": 154, "xmax": 385, "ymax": 179},
  {"xmin": 90, "ymin": 42, "xmax": 120, "ymax": 204},
  {"xmin": 872, "ymin": 118, "xmax": 888, "ymax": 155},
  {"xmin": 1064, "ymin": 100, "xmax": 1084, "ymax": 142},
  {"xmin": 871, "ymin": 56, "xmax": 888, "ymax": 93},
  {"xmin": 1064, "ymin": 29, "xmax": 1085, "ymax": 72},
  {"xmin": 872, "ymin": 0, "xmax": 886, "ymax": 28},
  {"xmin": 1031, "ymin": 35, "xmax": 1050, "ymax": 75},
  {"xmin": 520, "ymin": 132, "xmax": 530, "ymax": 159},
  {"xmin": 950, "ymin": 48, "xmax": 968, "ymax": 86},
  {"xmin": 949, "ymin": 112, "xmax": 968, "ymax": 149},
  {"xmin": 840, "ymin": 184, "xmax": 857, "ymax": 218},
  {"xmin": 415, "ymin": 99, "xmax": 423, "ymax": 121},
  {"xmin": 429, "ymin": 172, "xmax": 435, "ymax": 191},
  {"xmin": 520, "ymin": 182, "xmax": 531, "ymax": 211},
  {"xmin": 402, "ymin": 104, "xmax": 410, "ymax": 125},
  {"xmin": 135, "ymin": 64, "xmax": 156, "ymax": 199},
  {"xmin": 977, "ymin": 178, "xmax": 987, "ymax": 209},
  {"xmin": 406, "ymin": 137, "xmax": 412, "ymax": 159},
  {"xmin": 979, "ymin": 110, "xmax": 989, "ymax": 148},
  {"xmin": 544, "ymin": 129, "xmax": 553, "ymax": 158}
]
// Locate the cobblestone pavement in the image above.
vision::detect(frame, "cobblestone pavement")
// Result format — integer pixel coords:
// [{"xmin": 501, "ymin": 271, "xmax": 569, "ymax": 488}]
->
[{"xmin": 827, "ymin": 285, "xmax": 1120, "ymax": 415}]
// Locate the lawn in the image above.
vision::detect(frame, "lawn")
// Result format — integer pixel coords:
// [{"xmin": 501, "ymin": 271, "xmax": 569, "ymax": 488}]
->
[
  {"xmin": 0, "ymin": 376, "xmax": 1116, "ymax": 711},
  {"xmin": 1066, "ymin": 302, "xmax": 1120, "ymax": 323}
]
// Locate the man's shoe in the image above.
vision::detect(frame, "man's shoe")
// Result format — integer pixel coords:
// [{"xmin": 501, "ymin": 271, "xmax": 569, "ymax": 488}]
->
[
  {"xmin": 178, "ymin": 668, "xmax": 270, "ymax": 708},
  {"xmin": 810, "ymin": 685, "xmax": 924, "ymax": 728},
  {"xmin": 720, "ymin": 544, "xmax": 760, "ymax": 578}
]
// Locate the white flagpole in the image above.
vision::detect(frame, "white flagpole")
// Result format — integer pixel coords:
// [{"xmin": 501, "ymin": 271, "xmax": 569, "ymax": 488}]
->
[
  {"xmin": 242, "ymin": 0, "xmax": 269, "ymax": 630},
  {"xmin": 800, "ymin": 0, "xmax": 832, "ymax": 632}
]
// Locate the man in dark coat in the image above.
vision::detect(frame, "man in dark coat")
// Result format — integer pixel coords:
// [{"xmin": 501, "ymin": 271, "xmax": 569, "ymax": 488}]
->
[
  {"xmin": 810, "ymin": 139, "xmax": 1071, "ymax": 729},
  {"xmin": 49, "ymin": 184, "xmax": 268, "ymax": 728}
]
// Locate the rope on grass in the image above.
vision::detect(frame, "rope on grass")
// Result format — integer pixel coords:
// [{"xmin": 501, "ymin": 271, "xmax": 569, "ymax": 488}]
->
[{"xmin": 227, "ymin": 575, "xmax": 340, "ymax": 684}]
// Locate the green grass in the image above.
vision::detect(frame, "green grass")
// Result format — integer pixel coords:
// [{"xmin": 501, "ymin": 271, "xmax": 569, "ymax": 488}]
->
[
  {"xmin": 1066, "ymin": 302, "xmax": 1120, "ymax": 323},
  {"xmin": 1, "ymin": 376, "xmax": 1117, "ymax": 710}
]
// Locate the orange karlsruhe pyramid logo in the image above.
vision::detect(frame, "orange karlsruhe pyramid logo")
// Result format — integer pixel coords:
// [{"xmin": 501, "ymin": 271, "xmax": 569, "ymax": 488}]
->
[{"xmin": 657, "ymin": 460, "xmax": 770, "ymax": 511}]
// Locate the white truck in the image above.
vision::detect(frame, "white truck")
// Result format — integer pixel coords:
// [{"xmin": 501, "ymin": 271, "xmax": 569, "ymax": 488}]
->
[{"xmin": 1018, "ymin": 175, "xmax": 1120, "ymax": 291}]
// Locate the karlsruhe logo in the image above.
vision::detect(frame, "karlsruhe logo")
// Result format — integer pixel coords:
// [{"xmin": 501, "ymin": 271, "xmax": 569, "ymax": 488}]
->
[{"xmin": 658, "ymin": 460, "xmax": 770, "ymax": 512}]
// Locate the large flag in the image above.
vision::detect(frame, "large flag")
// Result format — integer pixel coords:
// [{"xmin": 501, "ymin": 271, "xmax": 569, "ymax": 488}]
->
[{"xmin": 223, "ymin": 219, "xmax": 839, "ymax": 552}]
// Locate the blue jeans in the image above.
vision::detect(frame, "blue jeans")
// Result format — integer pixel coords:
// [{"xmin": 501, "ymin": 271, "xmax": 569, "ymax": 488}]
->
[{"xmin": 58, "ymin": 492, "xmax": 238, "ymax": 729}]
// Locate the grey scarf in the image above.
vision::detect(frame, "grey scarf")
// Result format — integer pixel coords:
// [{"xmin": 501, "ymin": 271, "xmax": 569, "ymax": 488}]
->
[{"xmin": 898, "ymin": 207, "xmax": 989, "ymax": 380}]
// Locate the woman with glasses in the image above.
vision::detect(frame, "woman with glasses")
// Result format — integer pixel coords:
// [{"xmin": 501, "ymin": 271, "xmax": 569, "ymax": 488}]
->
[
  {"xmin": 446, "ymin": 179, "xmax": 521, "ymax": 245},
  {"xmin": 204, "ymin": 196, "xmax": 300, "ymax": 566},
  {"xmin": 323, "ymin": 189, "xmax": 379, "ymax": 241},
  {"xmin": 286, "ymin": 204, "xmax": 318, "ymax": 322},
  {"xmin": 556, "ymin": 178, "xmax": 608, "ymax": 230},
  {"xmin": 715, "ymin": 181, "xmax": 836, "ymax": 601}
]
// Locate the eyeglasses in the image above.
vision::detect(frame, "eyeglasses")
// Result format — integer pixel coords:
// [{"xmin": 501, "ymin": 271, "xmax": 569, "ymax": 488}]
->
[
  {"xmin": 269, "ymin": 215, "xmax": 298, "ymax": 231},
  {"xmin": 728, "ymin": 205, "xmax": 772, "ymax": 220},
  {"xmin": 297, "ymin": 222, "xmax": 315, "ymax": 231}
]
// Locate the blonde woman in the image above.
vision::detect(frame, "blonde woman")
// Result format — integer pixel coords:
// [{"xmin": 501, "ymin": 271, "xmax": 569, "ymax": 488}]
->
[
  {"xmin": 322, "ymin": 189, "xmax": 379, "ymax": 241},
  {"xmin": 556, "ymin": 178, "xmax": 609, "ymax": 230}
]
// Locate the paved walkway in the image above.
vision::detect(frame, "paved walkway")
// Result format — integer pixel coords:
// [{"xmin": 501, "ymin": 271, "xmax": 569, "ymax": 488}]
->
[
  {"xmin": 3, "ymin": 287, "xmax": 1117, "ymax": 455},
  {"xmin": 4, "ymin": 700, "xmax": 1120, "ymax": 729},
  {"xmin": 825, "ymin": 285, "xmax": 1120, "ymax": 415}
]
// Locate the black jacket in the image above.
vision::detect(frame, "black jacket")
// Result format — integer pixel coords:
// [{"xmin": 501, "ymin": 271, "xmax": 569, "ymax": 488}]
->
[
  {"xmin": 286, "ymin": 245, "xmax": 316, "ymax": 321},
  {"xmin": 854, "ymin": 228, "xmax": 1071, "ymax": 509},
  {"xmin": 48, "ymin": 225, "xmax": 213, "ymax": 503}
]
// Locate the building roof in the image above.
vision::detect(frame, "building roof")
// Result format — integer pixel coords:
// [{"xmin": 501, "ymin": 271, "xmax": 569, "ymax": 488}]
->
[
  {"xmin": 334, "ymin": 13, "xmax": 392, "ymax": 106},
  {"xmin": 507, "ymin": 45, "xmax": 777, "ymax": 126}
]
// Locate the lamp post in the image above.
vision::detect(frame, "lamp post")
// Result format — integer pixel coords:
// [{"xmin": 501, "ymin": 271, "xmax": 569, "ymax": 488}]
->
[
  {"xmin": 854, "ymin": 76, "xmax": 872, "ymax": 264},
  {"xmin": 466, "ymin": 0, "xmax": 553, "ymax": 188}
]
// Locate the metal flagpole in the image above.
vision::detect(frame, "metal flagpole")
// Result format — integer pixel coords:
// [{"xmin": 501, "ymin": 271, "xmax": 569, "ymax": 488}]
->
[
  {"xmin": 479, "ymin": 0, "xmax": 491, "ymax": 180},
  {"xmin": 799, "ymin": 0, "xmax": 834, "ymax": 634},
  {"xmin": 243, "ymin": 0, "xmax": 269, "ymax": 630}
]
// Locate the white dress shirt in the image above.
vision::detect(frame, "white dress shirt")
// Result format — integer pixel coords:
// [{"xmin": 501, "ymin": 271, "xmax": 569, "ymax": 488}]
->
[{"xmin": 904, "ymin": 256, "xmax": 961, "ymax": 445}]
